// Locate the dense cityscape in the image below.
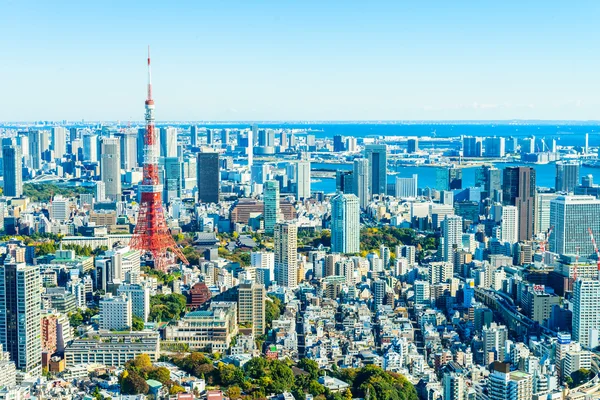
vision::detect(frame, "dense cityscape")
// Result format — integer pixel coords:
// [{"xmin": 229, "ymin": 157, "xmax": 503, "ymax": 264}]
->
[
  {"xmin": 0, "ymin": 53, "xmax": 600, "ymax": 400},
  {"xmin": 4, "ymin": 1, "xmax": 600, "ymax": 400}
]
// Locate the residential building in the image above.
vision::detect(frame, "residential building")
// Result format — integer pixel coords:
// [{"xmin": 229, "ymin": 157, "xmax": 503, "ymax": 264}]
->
[
  {"xmin": 274, "ymin": 223, "xmax": 298, "ymax": 289},
  {"xmin": 238, "ymin": 282, "xmax": 266, "ymax": 337}
]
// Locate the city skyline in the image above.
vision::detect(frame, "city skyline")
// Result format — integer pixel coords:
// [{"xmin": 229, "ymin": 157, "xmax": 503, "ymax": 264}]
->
[{"xmin": 1, "ymin": 1, "xmax": 600, "ymax": 121}]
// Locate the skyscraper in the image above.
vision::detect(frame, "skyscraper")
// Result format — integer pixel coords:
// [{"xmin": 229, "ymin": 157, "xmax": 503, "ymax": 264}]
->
[
  {"xmin": 100, "ymin": 137, "xmax": 121, "ymax": 201},
  {"xmin": 395, "ymin": 174, "xmax": 418, "ymax": 198},
  {"xmin": 407, "ymin": 138, "xmax": 419, "ymax": 153},
  {"xmin": 365, "ymin": 144, "xmax": 387, "ymax": 195},
  {"xmin": 2, "ymin": 146, "xmax": 22, "ymax": 198},
  {"xmin": 573, "ymin": 279, "xmax": 600, "ymax": 349},
  {"xmin": 196, "ymin": 151, "xmax": 220, "ymax": 204},
  {"xmin": 238, "ymin": 282, "xmax": 266, "ymax": 337},
  {"xmin": 274, "ymin": 222, "xmax": 298, "ymax": 288},
  {"xmin": 28, "ymin": 130, "xmax": 42, "ymax": 169},
  {"xmin": 137, "ymin": 128, "xmax": 146, "ymax": 166},
  {"xmin": 0, "ymin": 257, "xmax": 41, "ymax": 374},
  {"xmin": 190, "ymin": 126, "xmax": 198, "ymax": 147},
  {"xmin": 51, "ymin": 127, "xmax": 67, "ymax": 160},
  {"xmin": 164, "ymin": 157, "xmax": 182, "ymax": 203},
  {"xmin": 353, "ymin": 158, "xmax": 370, "ymax": 208},
  {"xmin": 484, "ymin": 137, "xmax": 506, "ymax": 157},
  {"xmin": 118, "ymin": 132, "xmax": 138, "ymax": 170},
  {"xmin": 500, "ymin": 205, "xmax": 519, "ymax": 245},
  {"xmin": 330, "ymin": 193, "xmax": 360, "ymax": 254},
  {"xmin": 160, "ymin": 127, "xmax": 178, "ymax": 158},
  {"xmin": 296, "ymin": 160, "xmax": 311, "ymax": 200},
  {"xmin": 336, "ymin": 170, "xmax": 354, "ymax": 194},
  {"xmin": 247, "ymin": 127, "xmax": 254, "ymax": 168},
  {"xmin": 333, "ymin": 135, "xmax": 345, "ymax": 152},
  {"xmin": 463, "ymin": 136, "xmax": 483, "ymax": 157},
  {"xmin": 534, "ymin": 192, "xmax": 559, "ymax": 235},
  {"xmin": 442, "ymin": 215, "xmax": 463, "ymax": 262},
  {"xmin": 503, "ymin": 167, "xmax": 536, "ymax": 241},
  {"xmin": 550, "ymin": 195, "xmax": 600, "ymax": 258},
  {"xmin": 263, "ymin": 180, "xmax": 280, "ymax": 235},
  {"xmin": 83, "ymin": 134, "xmax": 98, "ymax": 163},
  {"xmin": 555, "ymin": 161, "xmax": 580, "ymax": 193}
]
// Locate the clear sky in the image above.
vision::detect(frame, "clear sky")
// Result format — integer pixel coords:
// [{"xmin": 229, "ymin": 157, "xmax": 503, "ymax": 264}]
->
[{"xmin": 1, "ymin": 0, "xmax": 600, "ymax": 122}]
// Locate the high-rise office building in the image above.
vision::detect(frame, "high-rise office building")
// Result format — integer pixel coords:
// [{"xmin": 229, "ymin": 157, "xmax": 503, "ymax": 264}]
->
[
  {"xmin": 463, "ymin": 136, "xmax": 483, "ymax": 157},
  {"xmin": 83, "ymin": 134, "xmax": 98, "ymax": 163},
  {"xmin": 2, "ymin": 146, "xmax": 22, "ymax": 198},
  {"xmin": 160, "ymin": 127, "xmax": 178, "ymax": 158},
  {"xmin": 206, "ymin": 129, "xmax": 214, "ymax": 146},
  {"xmin": 336, "ymin": 170, "xmax": 354, "ymax": 194},
  {"xmin": 69, "ymin": 127, "xmax": 78, "ymax": 142},
  {"xmin": 190, "ymin": 126, "xmax": 198, "ymax": 147},
  {"xmin": 550, "ymin": 195, "xmax": 600, "ymax": 258},
  {"xmin": 264, "ymin": 180, "xmax": 280, "ymax": 235},
  {"xmin": 437, "ymin": 167, "xmax": 463, "ymax": 191},
  {"xmin": 100, "ymin": 137, "xmax": 121, "ymax": 201},
  {"xmin": 555, "ymin": 161, "xmax": 580, "ymax": 193},
  {"xmin": 118, "ymin": 132, "xmax": 138, "ymax": 170},
  {"xmin": 196, "ymin": 151, "xmax": 220, "ymax": 204},
  {"xmin": 247, "ymin": 126, "xmax": 254, "ymax": 168},
  {"xmin": 353, "ymin": 158, "xmax": 370, "ymax": 208},
  {"xmin": 51, "ymin": 127, "xmax": 67, "ymax": 160},
  {"xmin": 500, "ymin": 205, "xmax": 519, "ymax": 244},
  {"xmin": 485, "ymin": 137, "xmax": 506, "ymax": 157},
  {"xmin": 296, "ymin": 160, "xmax": 311, "ymax": 200},
  {"xmin": 503, "ymin": 167, "xmax": 536, "ymax": 241},
  {"xmin": 28, "ymin": 130, "xmax": 43, "ymax": 169},
  {"xmin": 0, "ymin": 257, "xmax": 41, "ymax": 374},
  {"xmin": 136, "ymin": 128, "xmax": 146, "ymax": 166},
  {"xmin": 407, "ymin": 138, "xmax": 419, "ymax": 154},
  {"xmin": 395, "ymin": 174, "xmax": 418, "ymax": 198},
  {"xmin": 238, "ymin": 282, "xmax": 266, "ymax": 337},
  {"xmin": 163, "ymin": 157, "xmax": 182, "ymax": 203},
  {"xmin": 480, "ymin": 165, "xmax": 502, "ymax": 201},
  {"xmin": 534, "ymin": 192, "xmax": 559, "ymax": 235},
  {"xmin": 331, "ymin": 193, "xmax": 360, "ymax": 254},
  {"xmin": 442, "ymin": 215, "xmax": 463, "ymax": 262},
  {"xmin": 274, "ymin": 222, "xmax": 298, "ymax": 289},
  {"xmin": 333, "ymin": 135, "xmax": 345, "ymax": 152},
  {"xmin": 573, "ymin": 279, "xmax": 600, "ymax": 349},
  {"xmin": 365, "ymin": 144, "xmax": 387, "ymax": 195}
]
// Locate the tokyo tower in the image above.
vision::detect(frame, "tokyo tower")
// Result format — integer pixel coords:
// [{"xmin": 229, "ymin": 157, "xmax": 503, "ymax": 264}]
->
[{"xmin": 130, "ymin": 47, "xmax": 189, "ymax": 271}]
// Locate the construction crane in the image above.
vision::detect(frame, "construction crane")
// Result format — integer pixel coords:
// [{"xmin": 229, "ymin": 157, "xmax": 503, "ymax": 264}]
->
[{"xmin": 588, "ymin": 227, "xmax": 600, "ymax": 279}]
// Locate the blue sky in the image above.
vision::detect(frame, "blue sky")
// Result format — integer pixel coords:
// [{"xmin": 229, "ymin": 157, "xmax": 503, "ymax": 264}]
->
[{"xmin": 1, "ymin": 0, "xmax": 599, "ymax": 121}]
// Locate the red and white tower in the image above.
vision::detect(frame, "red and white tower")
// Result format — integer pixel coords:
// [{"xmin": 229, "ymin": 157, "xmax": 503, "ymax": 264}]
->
[{"xmin": 130, "ymin": 47, "xmax": 189, "ymax": 271}]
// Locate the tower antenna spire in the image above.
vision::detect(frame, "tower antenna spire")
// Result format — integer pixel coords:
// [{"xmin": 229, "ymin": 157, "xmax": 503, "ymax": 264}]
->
[
  {"xmin": 147, "ymin": 46, "xmax": 152, "ymax": 101},
  {"xmin": 131, "ymin": 47, "xmax": 188, "ymax": 271}
]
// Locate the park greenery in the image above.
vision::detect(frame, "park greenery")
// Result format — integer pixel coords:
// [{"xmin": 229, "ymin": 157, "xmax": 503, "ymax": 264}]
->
[
  {"xmin": 149, "ymin": 293, "xmax": 187, "ymax": 322},
  {"xmin": 68, "ymin": 307, "xmax": 99, "ymax": 329},
  {"xmin": 23, "ymin": 183, "xmax": 93, "ymax": 202},
  {"xmin": 120, "ymin": 354, "xmax": 185, "ymax": 396},
  {"xmin": 169, "ymin": 353, "xmax": 417, "ymax": 400}
]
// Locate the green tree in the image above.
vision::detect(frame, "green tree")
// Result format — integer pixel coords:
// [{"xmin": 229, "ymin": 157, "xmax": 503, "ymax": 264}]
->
[
  {"xmin": 148, "ymin": 366, "xmax": 171, "ymax": 384},
  {"xmin": 132, "ymin": 316, "xmax": 145, "ymax": 331},
  {"xmin": 298, "ymin": 358, "xmax": 320, "ymax": 380},
  {"xmin": 571, "ymin": 368, "xmax": 593, "ymax": 386},
  {"xmin": 228, "ymin": 386, "xmax": 242, "ymax": 400},
  {"xmin": 170, "ymin": 385, "xmax": 185, "ymax": 395},
  {"xmin": 120, "ymin": 370, "xmax": 149, "ymax": 395},
  {"xmin": 308, "ymin": 380, "xmax": 325, "ymax": 396},
  {"xmin": 265, "ymin": 295, "xmax": 284, "ymax": 329},
  {"xmin": 69, "ymin": 312, "xmax": 83, "ymax": 328},
  {"xmin": 36, "ymin": 241, "xmax": 56, "ymax": 256}
]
